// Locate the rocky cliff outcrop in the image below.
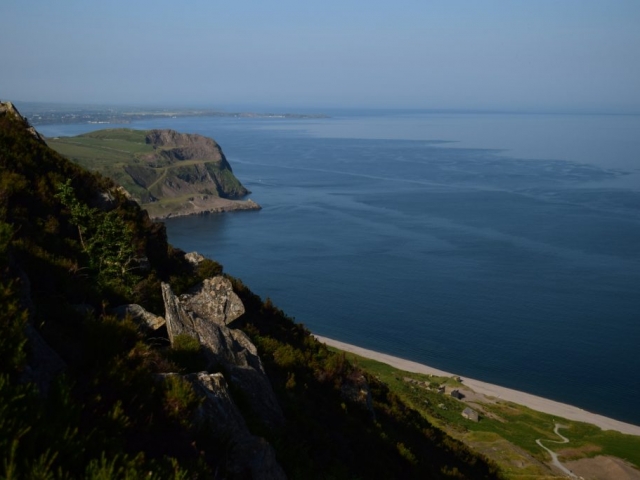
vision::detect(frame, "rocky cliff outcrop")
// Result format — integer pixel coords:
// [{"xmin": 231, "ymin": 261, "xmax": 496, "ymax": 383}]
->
[
  {"xmin": 0, "ymin": 101, "xmax": 46, "ymax": 143},
  {"xmin": 162, "ymin": 278, "xmax": 284, "ymax": 428},
  {"xmin": 144, "ymin": 129, "xmax": 233, "ymax": 169},
  {"xmin": 177, "ymin": 372, "xmax": 287, "ymax": 480},
  {"xmin": 148, "ymin": 196, "xmax": 261, "ymax": 219},
  {"xmin": 179, "ymin": 277, "xmax": 246, "ymax": 327},
  {"xmin": 340, "ymin": 372, "xmax": 375, "ymax": 420}
]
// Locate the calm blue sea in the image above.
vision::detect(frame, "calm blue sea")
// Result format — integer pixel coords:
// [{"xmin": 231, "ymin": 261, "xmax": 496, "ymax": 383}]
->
[{"xmin": 38, "ymin": 111, "xmax": 640, "ymax": 425}]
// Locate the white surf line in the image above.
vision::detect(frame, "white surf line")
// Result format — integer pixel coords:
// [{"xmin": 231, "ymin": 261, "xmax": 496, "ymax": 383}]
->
[{"xmin": 536, "ymin": 424, "xmax": 577, "ymax": 478}]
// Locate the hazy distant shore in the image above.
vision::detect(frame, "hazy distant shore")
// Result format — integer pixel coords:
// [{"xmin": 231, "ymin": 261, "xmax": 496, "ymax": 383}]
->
[
  {"xmin": 18, "ymin": 104, "xmax": 329, "ymax": 126},
  {"xmin": 315, "ymin": 335, "xmax": 640, "ymax": 437}
]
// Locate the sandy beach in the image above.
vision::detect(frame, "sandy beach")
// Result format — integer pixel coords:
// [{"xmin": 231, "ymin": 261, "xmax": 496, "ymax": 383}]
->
[{"xmin": 315, "ymin": 335, "xmax": 640, "ymax": 437}]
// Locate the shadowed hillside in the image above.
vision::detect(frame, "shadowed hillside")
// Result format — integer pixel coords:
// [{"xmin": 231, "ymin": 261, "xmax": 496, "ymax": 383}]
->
[{"xmin": 0, "ymin": 101, "xmax": 501, "ymax": 479}]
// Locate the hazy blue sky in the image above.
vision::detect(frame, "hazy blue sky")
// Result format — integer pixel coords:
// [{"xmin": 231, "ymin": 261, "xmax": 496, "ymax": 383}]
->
[{"xmin": 2, "ymin": 0, "xmax": 639, "ymax": 112}]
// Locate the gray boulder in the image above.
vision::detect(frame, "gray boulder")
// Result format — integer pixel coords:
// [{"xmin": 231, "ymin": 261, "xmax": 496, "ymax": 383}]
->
[
  {"xmin": 184, "ymin": 251, "xmax": 205, "ymax": 266},
  {"xmin": 162, "ymin": 280, "xmax": 284, "ymax": 428},
  {"xmin": 180, "ymin": 276, "xmax": 245, "ymax": 327},
  {"xmin": 111, "ymin": 304, "xmax": 166, "ymax": 331}
]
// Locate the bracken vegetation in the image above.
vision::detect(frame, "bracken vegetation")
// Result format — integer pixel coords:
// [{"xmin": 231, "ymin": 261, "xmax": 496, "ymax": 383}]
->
[{"xmin": 0, "ymin": 108, "xmax": 502, "ymax": 478}]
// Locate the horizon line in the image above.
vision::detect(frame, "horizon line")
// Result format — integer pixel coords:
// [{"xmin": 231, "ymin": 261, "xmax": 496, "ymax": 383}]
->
[{"xmin": 8, "ymin": 99, "xmax": 640, "ymax": 117}]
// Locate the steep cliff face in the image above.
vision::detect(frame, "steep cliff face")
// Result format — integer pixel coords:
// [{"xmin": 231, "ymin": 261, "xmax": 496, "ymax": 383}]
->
[
  {"xmin": 144, "ymin": 129, "xmax": 230, "ymax": 165},
  {"xmin": 46, "ymin": 127, "xmax": 260, "ymax": 219},
  {"xmin": 142, "ymin": 128, "xmax": 248, "ymax": 199}
]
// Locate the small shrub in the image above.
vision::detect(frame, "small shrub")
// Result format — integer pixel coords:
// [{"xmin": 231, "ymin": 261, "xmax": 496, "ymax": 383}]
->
[
  {"xmin": 397, "ymin": 442, "xmax": 417, "ymax": 465},
  {"xmin": 197, "ymin": 258, "xmax": 223, "ymax": 279},
  {"xmin": 285, "ymin": 373, "xmax": 297, "ymax": 390},
  {"xmin": 161, "ymin": 375, "xmax": 202, "ymax": 427},
  {"xmin": 169, "ymin": 334, "xmax": 207, "ymax": 373}
]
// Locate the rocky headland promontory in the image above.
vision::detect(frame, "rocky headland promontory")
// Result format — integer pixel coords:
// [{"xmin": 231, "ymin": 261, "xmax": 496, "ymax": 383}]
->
[{"xmin": 46, "ymin": 127, "xmax": 261, "ymax": 219}]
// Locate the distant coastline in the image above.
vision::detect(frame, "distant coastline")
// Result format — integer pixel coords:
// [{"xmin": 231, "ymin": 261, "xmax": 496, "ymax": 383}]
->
[
  {"xmin": 315, "ymin": 335, "xmax": 640, "ymax": 437},
  {"xmin": 145, "ymin": 196, "xmax": 261, "ymax": 220},
  {"xmin": 16, "ymin": 102, "xmax": 329, "ymax": 126}
]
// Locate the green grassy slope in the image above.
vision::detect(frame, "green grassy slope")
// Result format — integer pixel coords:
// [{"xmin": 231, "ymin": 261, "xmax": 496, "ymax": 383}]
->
[{"xmin": 339, "ymin": 350, "xmax": 640, "ymax": 478}]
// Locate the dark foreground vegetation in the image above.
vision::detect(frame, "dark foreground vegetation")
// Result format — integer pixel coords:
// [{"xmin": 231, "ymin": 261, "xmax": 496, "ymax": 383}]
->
[{"xmin": 0, "ymin": 103, "xmax": 501, "ymax": 478}]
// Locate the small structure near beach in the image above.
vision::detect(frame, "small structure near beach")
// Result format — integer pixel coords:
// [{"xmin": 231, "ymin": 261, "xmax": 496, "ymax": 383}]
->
[
  {"xmin": 462, "ymin": 407, "xmax": 479, "ymax": 422},
  {"xmin": 451, "ymin": 389, "xmax": 464, "ymax": 400}
]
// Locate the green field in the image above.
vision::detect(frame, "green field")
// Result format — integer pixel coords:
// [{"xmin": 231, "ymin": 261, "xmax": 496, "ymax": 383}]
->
[{"xmin": 48, "ymin": 130, "xmax": 159, "ymax": 201}]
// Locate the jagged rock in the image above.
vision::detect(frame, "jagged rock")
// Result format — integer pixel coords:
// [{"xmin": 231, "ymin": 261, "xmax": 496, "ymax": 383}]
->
[
  {"xmin": 111, "ymin": 304, "xmax": 165, "ymax": 331},
  {"xmin": 340, "ymin": 373, "xmax": 376, "ymax": 420},
  {"xmin": 162, "ymin": 281, "xmax": 284, "ymax": 428},
  {"xmin": 144, "ymin": 130, "xmax": 235, "ymax": 173},
  {"xmin": 185, "ymin": 372, "xmax": 247, "ymax": 434},
  {"xmin": 161, "ymin": 282, "xmax": 194, "ymax": 341},
  {"xmin": 180, "ymin": 276, "xmax": 245, "ymax": 327},
  {"xmin": 91, "ymin": 190, "xmax": 117, "ymax": 211},
  {"xmin": 0, "ymin": 101, "xmax": 46, "ymax": 144},
  {"xmin": 184, "ymin": 251, "xmax": 205, "ymax": 266},
  {"xmin": 163, "ymin": 372, "xmax": 286, "ymax": 480},
  {"xmin": 244, "ymin": 198, "xmax": 261, "ymax": 210},
  {"xmin": 115, "ymin": 185, "xmax": 134, "ymax": 200}
]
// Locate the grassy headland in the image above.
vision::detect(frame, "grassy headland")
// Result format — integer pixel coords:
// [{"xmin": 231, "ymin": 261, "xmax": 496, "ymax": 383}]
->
[{"xmin": 47, "ymin": 128, "xmax": 259, "ymax": 219}]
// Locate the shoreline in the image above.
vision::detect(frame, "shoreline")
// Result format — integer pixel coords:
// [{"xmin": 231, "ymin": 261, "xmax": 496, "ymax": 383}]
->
[
  {"xmin": 314, "ymin": 335, "xmax": 640, "ymax": 437},
  {"xmin": 145, "ymin": 198, "xmax": 261, "ymax": 220}
]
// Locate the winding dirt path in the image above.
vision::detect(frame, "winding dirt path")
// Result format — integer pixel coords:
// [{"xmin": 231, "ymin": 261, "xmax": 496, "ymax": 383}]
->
[{"xmin": 536, "ymin": 424, "xmax": 577, "ymax": 478}]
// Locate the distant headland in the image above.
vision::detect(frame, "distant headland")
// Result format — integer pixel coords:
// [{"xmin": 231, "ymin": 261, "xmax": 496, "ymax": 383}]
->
[{"xmin": 47, "ymin": 128, "xmax": 260, "ymax": 219}]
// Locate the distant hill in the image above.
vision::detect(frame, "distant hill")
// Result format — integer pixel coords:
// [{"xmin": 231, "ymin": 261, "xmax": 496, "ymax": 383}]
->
[{"xmin": 47, "ymin": 128, "xmax": 260, "ymax": 219}]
